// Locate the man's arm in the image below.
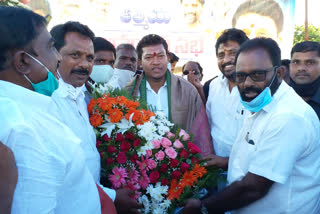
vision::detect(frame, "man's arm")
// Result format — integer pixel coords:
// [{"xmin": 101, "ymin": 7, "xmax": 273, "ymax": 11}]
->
[
  {"xmin": 187, "ymin": 71, "xmax": 206, "ymax": 104},
  {"xmin": 0, "ymin": 141, "xmax": 17, "ymax": 214},
  {"xmin": 182, "ymin": 172, "xmax": 273, "ymax": 213}
]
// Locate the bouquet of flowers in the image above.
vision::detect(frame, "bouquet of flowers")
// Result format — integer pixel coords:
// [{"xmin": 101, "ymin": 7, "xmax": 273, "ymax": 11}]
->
[{"xmin": 88, "ymin": 85, "xmax": 220, "ymax": 214}]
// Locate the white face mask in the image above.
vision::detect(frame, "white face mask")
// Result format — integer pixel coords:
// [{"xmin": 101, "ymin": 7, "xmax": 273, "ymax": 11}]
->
[
  {"xmin": 114, "ymin": 68, "xmax": 135, "ymax": 88},
  {"xmin": 90, "ymin": 65, "xmax": 114, "ymax": 83}
]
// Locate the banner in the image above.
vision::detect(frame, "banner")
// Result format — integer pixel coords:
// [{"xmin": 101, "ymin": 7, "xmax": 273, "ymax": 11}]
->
[{"xmin": 27, "ymin": 0, "xmax": 296, "ymax": 82}]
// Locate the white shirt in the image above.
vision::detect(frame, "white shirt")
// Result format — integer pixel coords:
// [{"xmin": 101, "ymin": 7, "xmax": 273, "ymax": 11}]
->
[
  {"xmin": 228, "ymin": 82, "xmax": 320, "ymax": 214},
  {"xmin": 141, "ymin": 80, "xmax": 169, "ymax": 119},
  {"xmin": 206, "ymin": 74, "xmax": 246, "ymax": 157},
  {"xmin": 52, "ymin": 79, "xmax": 116, "ymax": 201},
  {"xmin": 0, "ymin": 80, "xmax": 101, "ymax": 214}
]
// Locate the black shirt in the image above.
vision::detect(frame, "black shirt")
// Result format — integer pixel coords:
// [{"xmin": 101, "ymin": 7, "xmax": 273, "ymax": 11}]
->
[{"xmin": 307, "ymin": 86, "xmax": 320, "ymax": 120}]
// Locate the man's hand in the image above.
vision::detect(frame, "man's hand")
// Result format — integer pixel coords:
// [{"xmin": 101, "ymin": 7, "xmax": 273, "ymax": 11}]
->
[
  {"xmin": 202, "ymin": 154, "xmax": 229, "ymax": 170},
  {"xmin": 187, "ymin": 71, "xmax": 202, "ymax": 89},
  {"xmin": 181, "ymin": 198, "xmax": 201, "ymax": 214},
  {"xmin": 0, "ymin": 141, "xmax": 18, "ymax": 214},
  {"xmin": 115, "ymin": 188, "xmax": 142, "ymax": 214}
]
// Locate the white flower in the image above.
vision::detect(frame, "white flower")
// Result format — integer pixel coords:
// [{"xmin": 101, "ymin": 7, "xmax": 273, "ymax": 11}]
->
[
  {"xmin": 152, "ymin": 207, "xmax": 165, "ymax": 214},
  {"xmin": 160, "ymin": 200, "xmax": 171, "ymax": 209}
]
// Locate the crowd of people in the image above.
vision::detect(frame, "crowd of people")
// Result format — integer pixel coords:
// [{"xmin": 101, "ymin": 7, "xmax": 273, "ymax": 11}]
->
[{"xmin": 0, "ymin": 5, "xmax": 319, "ymax": 214}]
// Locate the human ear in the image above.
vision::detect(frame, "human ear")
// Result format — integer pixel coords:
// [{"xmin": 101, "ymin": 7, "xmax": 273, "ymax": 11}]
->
[
  {"xmin": 13, "ymin": 51, "xmax": 32, "ymax": 75},
  {"xmin": 276, "ymin": 65, "xmax": 285, "ymax": 82}
]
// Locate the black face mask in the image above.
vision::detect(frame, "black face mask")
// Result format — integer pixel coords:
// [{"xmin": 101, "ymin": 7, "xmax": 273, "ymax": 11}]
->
[{"xmin": 290, "ymin": 76, "xmax": 320, "ymax": 97}]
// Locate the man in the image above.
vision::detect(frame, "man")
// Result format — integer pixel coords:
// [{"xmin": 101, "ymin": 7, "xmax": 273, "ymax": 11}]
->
[
  {"xmin": 181, "ymin": 0, "xmax": 204, "ymax": 29},
  {"xmin": 232, "ymin": 0, "xmax": 283, "ymax": 41},
  {"xmin": 114, "ymin": 43, "xmax": 138, "ymax": 72},
  {"xmin": 93, "ymin": 37, "xmax": 116, "ymax": 67},
  {"xmin": 290, "ymin": 41, "xmax": 320, "ymax": 119},
  {"xmin": 204, "ymin": 29, "xmax": 248, "ymax": 162},
  {"xmin": 0, "ymin": 141, "xmax": 17, "ymax": 214},
  {"xmin": 127, "ymin": 34, "xmax": 214, "ymax": 156},
  {"xmin": 183, "ymin": 38, "xmax": 320, "ymax": 214},
  {"xmin": 50, "ymin": 21, "xmax": 141, "ymax": 214},
  {"xmin": 281, "ymin": 59, "xmax": 291, "ymax": 84},
  {"xmin": 168, "ymin": 52, "xmax": 179, "ymax": 72},
  {"xmin": 0, "ymin": 7, "xmax": 111, "ymax": 213}
]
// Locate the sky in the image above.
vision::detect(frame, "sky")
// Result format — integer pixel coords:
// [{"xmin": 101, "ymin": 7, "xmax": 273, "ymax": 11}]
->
[{"xmin": 295, "ymin": 0, "xmax": 320, "ymax": 26}]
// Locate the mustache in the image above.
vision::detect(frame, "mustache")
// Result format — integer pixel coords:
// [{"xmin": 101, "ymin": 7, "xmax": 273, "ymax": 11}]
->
[
  {"xmin": 240, "ymin": 86, "xmax": 263, "ymax": 101},
  {"xmin": 123, "ymin": 65, "xmax": 134, "ymax": 71},
  {"xmin": 71, "ymin": 68, "xmax": 89, "ymax": 75}
]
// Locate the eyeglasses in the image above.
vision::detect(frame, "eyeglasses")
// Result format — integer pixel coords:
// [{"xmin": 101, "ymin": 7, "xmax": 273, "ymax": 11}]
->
[{"xmin": 233, "ymin": 66, "xmax": 278, "ymax": 83}]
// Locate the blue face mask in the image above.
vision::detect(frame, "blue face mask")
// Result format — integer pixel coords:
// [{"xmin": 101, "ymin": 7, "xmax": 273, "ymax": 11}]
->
[
  {"xmin": 24, "ymin": 52, "xmax": 59, "ymax": 96},
  {"xmin": 240, "ymin": 69, "xmax": 277, "ymax": 113}
]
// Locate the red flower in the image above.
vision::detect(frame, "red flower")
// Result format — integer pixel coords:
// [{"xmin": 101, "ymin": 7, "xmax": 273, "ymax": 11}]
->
[
  {"xmin": 126, "ymin": 132, "xmax": 135, "ymax": 141},
  {"xmin": 120, "ymin": 141, "xmax": 131, "ymax": 152},
  {"xmin": 117, "ymin": 152, "xmax": 127, "ymax": 164},
  {"xmin": 106, "ymin": 157, "xmax": 114, "ymax": 165},
  {"xmin": 149, "ymin": 171, "xmax": 160, "ymax": 184},
  {"xmin": 96, "ymin": 140, "xmax": 102, "ymax": 148},
  {"xmin": 102, "ymin": 134, "xmax": 111, "ymax": 142},
  {"xmin": 133, "ymin": 139, "xmax": 141, "ymax": 147},
  {"xmin": 169, "ymin": 159, "xmax": 179, "ymax": 168},
  {"xmin": 99, "ymin": 151, "xmax": 104, "ymax": 159},
  {"xmin": 160, "ymin": 163, "xmax": 168, "ymax": 173},
  {"xmin": 188, "ymin": 142, "xmax": 201, "ymax": 154},
  {"xmin": 107, "ymin": 145, "xmax": 117, "ymax": 153},
  {"xmin": 115, "ymin": 133, "xmax": 125, "ymax": 142},
  {"xmin": 130, "ymin": 154, "xmax": 139, "ymax": 164},
  {"xmin": 180, "ymin": 149, "xmax": 190, "ymax": 158},
  {"xmin": 180, "ymin": 162, "xmax": 190, "ymax": 173},
  {"xmin": 191, "ymin": 157, "xmax": 199, "ymax": 164},
  {"xmin": 171, "ymin": 170, "xmax": 181, "ymax": 180},
  {"xmin": 161, "ymin": 178, "xmax": 169, "ymax": 186}
]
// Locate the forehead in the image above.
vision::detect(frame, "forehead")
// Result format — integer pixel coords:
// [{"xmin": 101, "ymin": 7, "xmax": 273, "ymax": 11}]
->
[
  {"xmin": 291, "ymin": 51, "xmax": 320, "ymax": 60},
  {"xmin": 217, "ymin": 40, "xmax": 240, "ymax": 53},
  {"xmin": 236, "ymin": 48, "xmax": 273, "ymax": 71},
  {"xmin": 95, "ymin": 50, "xmax": 115, "ymax": 59},
  {"xmin": 117, "ymin": 48, "xmax": 137, "ymax": 58},
  {"xmin": 63, "ymin": 32, "xmax": 94, "ymax": 54},
  {"xmin": 184, "ymin": 62, "xmax": 199, "ymax": 71},
  {"xmin": 142, "ymin": 44, "xmax": 166, "ymax": 55}
]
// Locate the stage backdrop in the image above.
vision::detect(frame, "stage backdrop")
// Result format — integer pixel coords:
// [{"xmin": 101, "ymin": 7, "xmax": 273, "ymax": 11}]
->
[{"xmin": 26, "ymin": 0, "xmax": 296, "ymax": 82}]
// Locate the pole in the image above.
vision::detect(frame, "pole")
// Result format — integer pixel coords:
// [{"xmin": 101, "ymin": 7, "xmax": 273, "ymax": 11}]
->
[{"xmin": 304, "ymin": 0, "xmax": 309, "ymax": 41}]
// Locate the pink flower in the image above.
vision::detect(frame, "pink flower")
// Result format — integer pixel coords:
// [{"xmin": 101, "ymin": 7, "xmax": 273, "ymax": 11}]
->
[
  {"xmin": 166, "ymin": 132, "xmax": 175, "ymax": 138},
  {"xmin": 188, "ymin": 142, "xmax": 201, "ymax": 154},
  {"xmin": 165, "ymin": 147, "xmax": 177, "ymax": 159},
  {"xmin": 138, "ymin": 170, "xmax": 150, "ymax": 189},
  {"xmin": 179, "ymin": 129, "xmax": 190, "ymax": 141},
  {"xmin": 109, "ymin": 167, "xmax": 128, "ymax": 189},
  {"xmin": 161, "ymin": 137, "xmax": 172, "ymax": 148},
  {"xmin": 137, "ymin": 152, "xmax": 155, "ymax": 171},
  {"xmin": 146, "ymin": 150, "xmax": 152, "ymax": 157},
  {"xmin": 180, "ymin": 162, "xmax": 190, "ymax": 172},
  {"xmin": 173, "ymin": 139, "xmax": 184, "ymax": 149},
  {"xmin": 147, "ymin": 159, "xmax": 157, "ymax": 170},
  {"xmin": 153, "ymin": 140, "xmax": 161, "ymax": 149},
  {"xmin": 127, "ymin": 168, "xmax": 139, "ymax": 183},
  {"xmin": 155, "ymin": 151, "xmax": 165, "ymax": 160}
]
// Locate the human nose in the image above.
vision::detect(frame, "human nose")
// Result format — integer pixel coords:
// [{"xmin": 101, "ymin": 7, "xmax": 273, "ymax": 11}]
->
[
  {"xmin": 222, "ymin": 54, "xmax": 234, "ymax": 65},
  {"xmin": 243, "ymin": 73, "xmax": 255, "ymax": 88}
]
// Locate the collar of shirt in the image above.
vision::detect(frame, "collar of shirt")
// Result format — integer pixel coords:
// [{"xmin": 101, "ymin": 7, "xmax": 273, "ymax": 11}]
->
[
  {"xmin": 56, "ymin": 78, "xmax": 84, "ymax": 101},
  {"xmin": 146, "ymin": 80, "xmax": 169, "ymax": 118},
  {"xmin": 310, "ymin": 86, "xmax": 320, "ymax": 104},
  {"xmin": 219, "ymin": 73, "xmax": 238, "ymax": 94},
  {"xmin": 262, "ymin": 81, "xmax": 289, "ymax": 113}
]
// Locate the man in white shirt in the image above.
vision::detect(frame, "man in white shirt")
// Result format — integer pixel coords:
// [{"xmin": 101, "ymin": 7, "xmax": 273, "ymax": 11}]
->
[
  {"xmin": 0, "ymin": 7, "xmax": 104, "ymax": 213},
  {"xmin": 50, "ymin": 21, "xmax": 141, "ymax": 214},
  {"xmin": 182, "ymin": 38, "xmax": 320, "ymax": 214},
  {"xmin": 126, "ymin": 34, "xmax": 214, "ymax": 156}
]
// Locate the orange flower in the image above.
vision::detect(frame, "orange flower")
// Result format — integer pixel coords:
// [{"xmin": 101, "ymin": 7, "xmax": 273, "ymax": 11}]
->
[
  {"xmin": 107, "ymin": 108, "xmax": 123, "ymax": 123},
  {"xmin": 126, "ymin": 100, "xmax": 140, "ymax": 109},
  {"xmin": 89, "ymin": 112, "xmax": 103, "ymax": 127},
  {"xmin": 168, "ymin": 179, "xmax": 184, "ymax": 200},
  {"xmin": 97, "ymin": 97, "xmax": 113, "ymax": 112},
  {"xmin": 87, "ymin": 99, "xmax": 97, "ymax": 114},
  {"xmin": 180, "ymin": 171, "xmax": 197, "ymax": 188},
  {"xmin": 191, "ymin": 164, "xmax": 207, "ymax": 178},
  {"xmin": 115, "ymin": 96, "xmax": 128, "ymax": 107}
]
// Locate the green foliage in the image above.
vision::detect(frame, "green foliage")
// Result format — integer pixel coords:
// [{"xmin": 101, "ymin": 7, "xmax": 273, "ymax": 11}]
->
[
  {"xmin": 0, "ymin": 0, "xmax": 27, "ymax": 8},
  {"xmin": 294, "ymin": 24, "xmax": 320, "ymax": 46}
]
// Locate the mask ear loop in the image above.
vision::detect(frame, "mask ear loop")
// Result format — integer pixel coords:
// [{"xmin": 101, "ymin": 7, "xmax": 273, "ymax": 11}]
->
[
  {"xmin": 24, "ymin": 74, "xmax": 34, "ymax": 84},
  {"xmin": 267, "ymin": 66, "xmax": 278, "ymax": 88}
]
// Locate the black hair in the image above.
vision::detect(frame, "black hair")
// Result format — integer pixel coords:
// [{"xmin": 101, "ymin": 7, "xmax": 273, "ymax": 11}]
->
[
  {"xmin": 0, "ymin": 6, "xmax": 47, "ymax": 71},
  {"xmin": 232, "ymin": 0, "xmax": 283, "ymax": 36},
  {"xmin": 116, "ymin": 43, "xmax": 136, "ymax": 54},
  {"xmin": 235, "ymin": 37, "xmax": 281, "ymax": 67},
  {"xmin": 215, "ymin": 28, "xmax": 249, "ymax": 55},
  {"xmin": 281, "ymin": 59, "xmax": 290, "ymax": 69},
  {"xmin": 168, "ymin": 52, "xmax": 179, "ymax": 63},
  {"xmin": 290, "ymin": 41, "xmax": 320, "ymax": 57},
  {"xmin": 182, "ymin": 61, "xmax": 203, "ymax": 76},
  {"xmin": 93, "ymin": 37, "xmax": 116, "ymax": 57},
  {"xmin": 136, "ymin": 34, "xmax": 168, "ymax": 60},
  {"xmin": 50, "ymin": 21, "xmax": 95, "ymax": 51}
]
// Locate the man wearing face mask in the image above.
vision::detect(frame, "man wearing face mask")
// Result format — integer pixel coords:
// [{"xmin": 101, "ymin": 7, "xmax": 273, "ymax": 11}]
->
[
  {"xmin": 182, "ymin": 38, "xmax": 320, "ymax": 214},
  {"xmin": 0, "ymin": 7, "xmax": 117, "ymax": 213},
  {"xmin": 290, "ymin": 41, "xmax": 320, "ymax": 119},
  {"xmin": 50, "ymin": 21, "xmax": 142, "ymax": 214}
]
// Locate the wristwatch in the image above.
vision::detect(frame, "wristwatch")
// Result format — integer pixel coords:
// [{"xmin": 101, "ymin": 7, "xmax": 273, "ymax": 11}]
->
[{"xmin": 200, "ymin": 200, "xmax": 208, "ymax": 214}]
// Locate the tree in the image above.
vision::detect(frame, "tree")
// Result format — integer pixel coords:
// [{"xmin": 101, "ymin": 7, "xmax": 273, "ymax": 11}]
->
[{"xmin": 294, "ymin": 24, "xmax": 320, "ymax": 46}]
